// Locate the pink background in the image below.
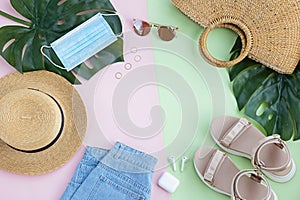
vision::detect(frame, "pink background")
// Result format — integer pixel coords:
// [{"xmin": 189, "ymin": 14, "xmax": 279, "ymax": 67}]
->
[{"xmin": 0, "ymin": 0, "xmax": 170, "ymax": 199}]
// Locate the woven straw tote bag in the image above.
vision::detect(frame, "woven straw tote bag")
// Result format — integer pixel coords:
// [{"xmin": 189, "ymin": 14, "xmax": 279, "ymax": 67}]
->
[{"xmin": 171, "ymin": 0, "xmax": 300, "ymax": 74}]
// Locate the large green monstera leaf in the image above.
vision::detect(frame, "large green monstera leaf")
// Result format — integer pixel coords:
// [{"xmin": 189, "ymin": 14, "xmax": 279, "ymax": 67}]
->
[
  {"xmin": 0, "ymin": 0, "xmax": 123, "ymax": 84},
  {"xmin": 229, "ymin": 38, "xmax": 300, "ymax": 141}
]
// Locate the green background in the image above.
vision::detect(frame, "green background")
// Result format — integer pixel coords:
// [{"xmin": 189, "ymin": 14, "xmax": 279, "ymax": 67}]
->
[{"xmin": 147, "ymin": 0, "xmax": 300, "ymax": 199}]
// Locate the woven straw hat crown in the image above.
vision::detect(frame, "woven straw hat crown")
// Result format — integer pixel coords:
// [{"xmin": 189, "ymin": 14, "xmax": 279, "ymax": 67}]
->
[
  {"xmin": 172, "ymin": 0, "xmax": 300, "ymax": 74},
  {"xmin": 0, "ymin": 71, "xmax": 86, "ymax": 175}
]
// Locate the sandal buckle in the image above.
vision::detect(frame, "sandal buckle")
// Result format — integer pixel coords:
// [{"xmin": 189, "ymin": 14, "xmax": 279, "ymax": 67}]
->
[
  {"xmin": 233, "ymin": 195, "xmax": 244, "ymax": 200},
  {"xmin": 240, "ymin": 118, "xmax": 251, "ymax": 127},
  {"xmin": 253, "ymin": 159, "xmax": 266, "ymax": 169},
  {"xmin": 204, "ymin": 178, "xmax": 213, "ymax": 186},
  {"xmin": 273, "ymin": 134, "xmax": 285, "ymax": 149},
  {"xmin": 250, "ymin": 170, "xmax": 263, "ymax": 183}
]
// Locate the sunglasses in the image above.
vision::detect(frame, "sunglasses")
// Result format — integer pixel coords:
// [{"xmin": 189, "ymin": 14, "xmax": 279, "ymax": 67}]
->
[{"xmin": 133, "ymin": 19, "xmax": 179, "ymax": 41}]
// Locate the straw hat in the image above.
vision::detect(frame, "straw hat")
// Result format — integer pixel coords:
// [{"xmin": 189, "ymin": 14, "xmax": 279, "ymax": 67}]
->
[
  {"xmin": 0, "ymin": 71, "xmax": 87, "ymax": 175},
  {"xmin": 172, "ymin": 0, "xmax": 300, "ymax": 74}
]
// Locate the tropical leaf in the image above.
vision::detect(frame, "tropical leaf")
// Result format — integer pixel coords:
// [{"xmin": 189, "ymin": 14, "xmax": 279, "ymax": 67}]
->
[
  {"xmin": 229, "ymin": 37, "xmax": 300, "ymax": 140},
  {"xmin": 0, "ymin": 0, "xmax": 123, "ymax": 84}
]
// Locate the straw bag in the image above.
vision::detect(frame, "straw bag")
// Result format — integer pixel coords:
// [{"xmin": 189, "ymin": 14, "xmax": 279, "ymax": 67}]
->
[{"xmin": 171, "ymin": 0, "xmax": 300, "ymax": 74}]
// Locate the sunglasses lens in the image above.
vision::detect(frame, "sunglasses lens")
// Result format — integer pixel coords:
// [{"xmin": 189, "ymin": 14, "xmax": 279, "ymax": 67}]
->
[
  {"xmin": 133, "ymin": 20, "xmax": 151, "ymax": 36},
  {"xmin": 158, "ymin": 26, "xmax": 176, "ymax": 41}
]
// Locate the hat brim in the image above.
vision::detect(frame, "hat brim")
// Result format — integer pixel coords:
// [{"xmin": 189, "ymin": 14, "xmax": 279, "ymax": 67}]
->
[{"xmin": 0, "ymin": 71, "xmax": 87, "ymax": 175}]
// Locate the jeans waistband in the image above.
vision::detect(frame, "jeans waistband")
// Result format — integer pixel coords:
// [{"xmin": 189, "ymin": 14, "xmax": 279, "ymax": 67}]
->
[
  {"xmin": 84, "ymin": 146, "xmax": 109, "ymax": 162},
  {"xmin": 96, "ymin": 142, "xmax": 157, "ymax": 173}
]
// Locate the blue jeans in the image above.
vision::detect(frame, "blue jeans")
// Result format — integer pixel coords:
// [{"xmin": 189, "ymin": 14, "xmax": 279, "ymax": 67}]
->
[{"xmin": 61, "ymin": 142, "xmax": 157, "ymax": 200}]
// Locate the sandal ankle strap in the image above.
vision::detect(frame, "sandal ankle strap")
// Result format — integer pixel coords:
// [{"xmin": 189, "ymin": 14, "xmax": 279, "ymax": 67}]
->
[
  {"xmin": 231, "ymin": 169, "xmax": 271, "ymax": 200},
  {"xmin": 251, "ymin": 134, "xmax": 291, "ymax": 171}
]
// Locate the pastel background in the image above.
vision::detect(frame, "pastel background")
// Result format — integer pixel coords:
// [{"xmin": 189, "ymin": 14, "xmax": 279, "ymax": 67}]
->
[{"xmin": 0, "ymin": 0, "xmax": 299, "ymax": 200}]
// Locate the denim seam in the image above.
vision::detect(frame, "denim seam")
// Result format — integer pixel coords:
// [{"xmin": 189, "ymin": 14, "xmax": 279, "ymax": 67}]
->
[
  {"xmin": 113, "ymin": 146, "xmax": 124, "ymax": 159},
  {"xmin": 98, "ymin": 175, "xmax": 145, "ymax": 200},
  {"xmin": 112, "ymin": 142, "xmax": 156, "ymax": 171},
  {"xmin": 87, "ymin": 176, "xmax": 101, "ymax": 200},
  {"xmin": 97, "ymin": 164, "xmax": 151, "ymax": 194},
  {"xmin": 82, "ymin": 154, "xmax": 101, "ymax": 163},
  {"xmin": 81, "ymin": 157, "xmax": 99, "ymax": 163},
  {"xmin": 73, "ymin": 163, "xmax": 82, "ymax": 185},
  {"xmin": 74, "ymin": 163, "xmax": 94, "ymax": 185},
  {"xmin": 69, "ymin": 181, "xmax": 80, "ymax": 187},
  {"xmin": 118, "ymin": 156, "xmax": 154, "ymax": 171}
]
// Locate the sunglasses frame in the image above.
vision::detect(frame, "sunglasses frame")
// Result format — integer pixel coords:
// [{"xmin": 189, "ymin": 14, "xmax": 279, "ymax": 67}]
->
[{"xmin": 133, "ymin": 19, "xmax": 179, "ymax": 41}]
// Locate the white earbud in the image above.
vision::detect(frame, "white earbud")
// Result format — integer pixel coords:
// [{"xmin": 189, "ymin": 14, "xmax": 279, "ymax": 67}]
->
[
  {"xmin": 168, "ymin": 156, "xmax": 177, "ymax": 172},
  {"xmin": 181, "ymin": 156, "xmax": 189, "ymax": 172}
]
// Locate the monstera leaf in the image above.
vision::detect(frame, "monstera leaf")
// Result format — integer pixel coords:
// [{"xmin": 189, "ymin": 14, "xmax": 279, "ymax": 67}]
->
[
  {"xmin": 229, "ymin": 37, "xmax": 300, "ymax": 141},
  {"xmin": 0, "ymin": 0, "xmax": 123, "ymax": 84}
]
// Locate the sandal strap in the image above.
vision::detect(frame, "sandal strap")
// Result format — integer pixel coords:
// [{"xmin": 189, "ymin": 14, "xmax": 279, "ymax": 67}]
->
[
  {"xmin": 204, "ymin": 149, "xmax": 226, "ymax": 185},
  {"xmin": 220, "ymin": 118, "xmax": 252, "ymax": 147},
  {"xmin": 251, "ymin": 134, "xmax": 291, "ymax": 171},
  {"xmin": 231, "ymin": 170, "xmax": 271, "ymax": 200}
]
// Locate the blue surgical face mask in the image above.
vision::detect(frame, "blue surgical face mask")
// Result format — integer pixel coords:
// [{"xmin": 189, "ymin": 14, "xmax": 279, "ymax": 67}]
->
[{"xmin": 41, "ymin": 13, "xmax": 118, "ymax": 71}]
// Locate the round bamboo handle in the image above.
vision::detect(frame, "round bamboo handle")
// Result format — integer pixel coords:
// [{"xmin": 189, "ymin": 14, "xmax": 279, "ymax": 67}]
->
[{"xmin": 199, "ymin": 19, "xmax": 252, "ymax": 68}]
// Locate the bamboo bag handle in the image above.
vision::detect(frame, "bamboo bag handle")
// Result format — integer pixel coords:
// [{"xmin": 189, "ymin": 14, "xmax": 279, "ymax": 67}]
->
[{"xmin": 199, "ymin": 18, "xmax": 252, "ymax": 67}]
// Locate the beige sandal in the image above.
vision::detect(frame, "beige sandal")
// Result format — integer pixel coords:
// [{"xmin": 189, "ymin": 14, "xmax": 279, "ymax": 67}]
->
[
  {"xmin": 211, "ymin": 116, "xmax": 296, "ymax": 182},
  {"xmin": 194, "ymin": 146, "xmax": 278, "ymax": 200}
]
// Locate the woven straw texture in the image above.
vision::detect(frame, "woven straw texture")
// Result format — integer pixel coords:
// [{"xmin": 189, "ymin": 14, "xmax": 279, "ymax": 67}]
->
[
  {"xmin": 0, "ymin": 71, "xmax": 87, "ymax": 175},
  {"xmin": 172, "ymin": 0, "xmax": 300, "ymax": 74}
]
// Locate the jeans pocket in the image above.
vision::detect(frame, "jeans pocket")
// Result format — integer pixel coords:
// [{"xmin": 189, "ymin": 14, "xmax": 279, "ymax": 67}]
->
[{"xmin": 88, "ymin": 175, "xmax": 147, "ymax": 200}]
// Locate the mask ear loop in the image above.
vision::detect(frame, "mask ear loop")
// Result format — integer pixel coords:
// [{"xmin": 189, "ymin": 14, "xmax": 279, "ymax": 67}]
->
[
  {"xmin": 40, "ymin": 45, "xmax": 66, "ymax": 70},
  {"xmin": 97, "ymin": 8, "xmax": 124, "ymax": 37},
  {"xmin": 101, "ymin": 12, "xmax": 124, "ymax": 38}
]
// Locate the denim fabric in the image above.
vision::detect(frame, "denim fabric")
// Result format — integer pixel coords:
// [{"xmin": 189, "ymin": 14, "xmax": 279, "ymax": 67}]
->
[{"xmin": 61, "ymin": 142, "xmax": 157, "ymax": 200}]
